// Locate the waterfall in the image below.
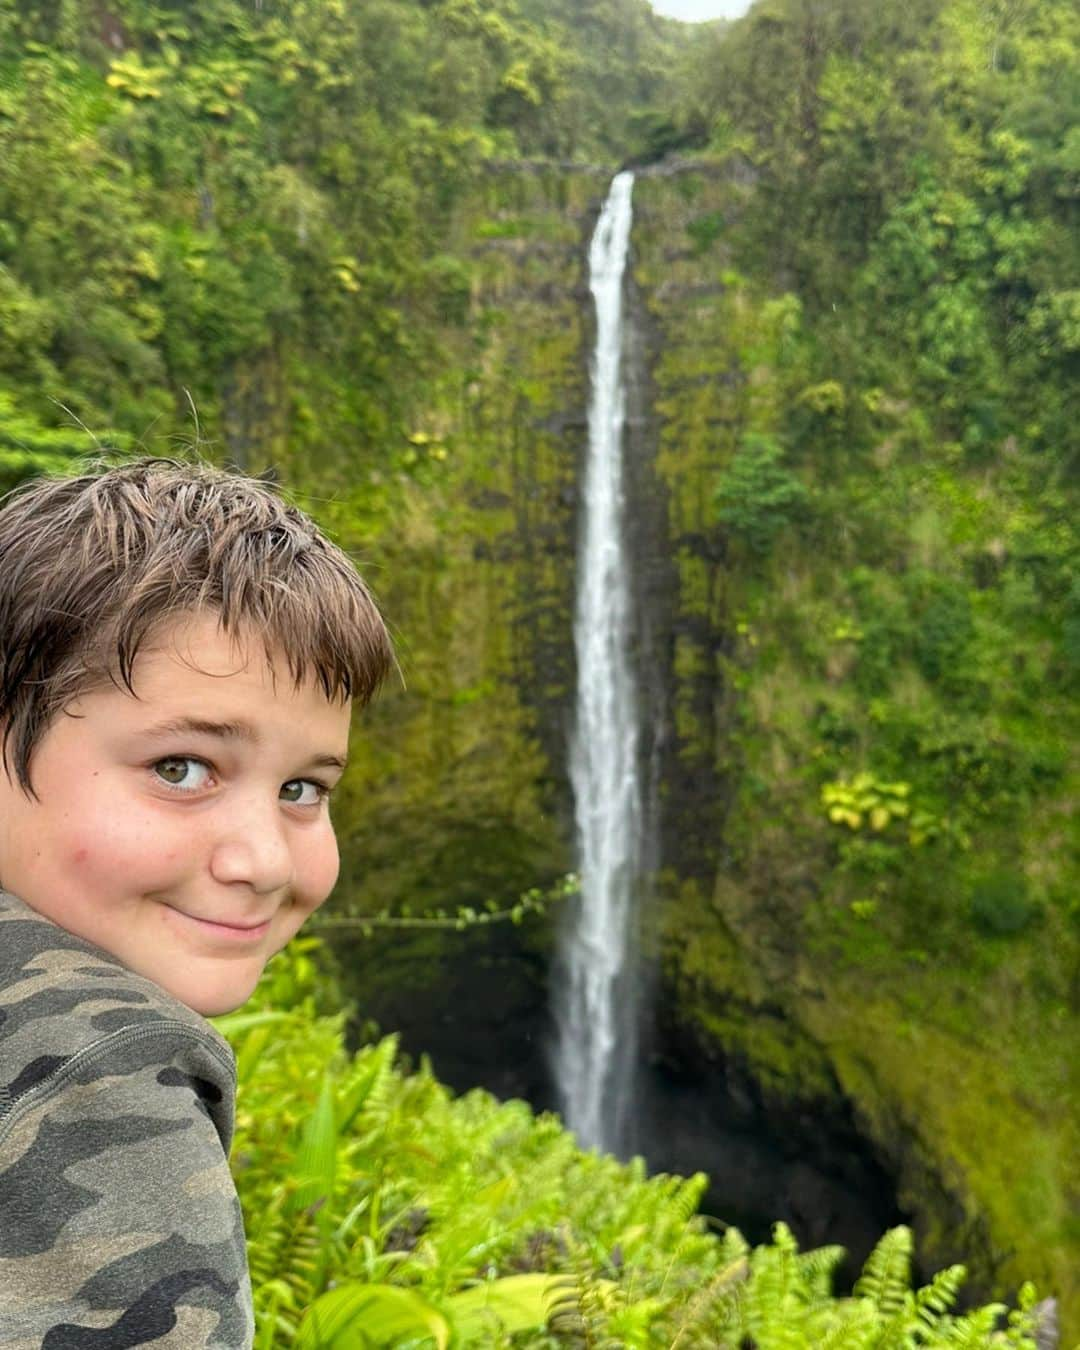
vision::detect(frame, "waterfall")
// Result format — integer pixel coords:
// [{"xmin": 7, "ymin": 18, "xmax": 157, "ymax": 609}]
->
[{"xmin": 554, "ymin": 171, "xmax": 641, "ymax": 1155}]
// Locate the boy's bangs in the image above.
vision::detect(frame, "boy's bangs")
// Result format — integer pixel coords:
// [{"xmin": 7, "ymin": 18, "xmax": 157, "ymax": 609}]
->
[
  {"xmin": 0, "ymin": 459, "xmax": 394, "ymax": 791},
  {"xmin": 104, "ymin": 528, "xmax": 391, "ymax": 707}
]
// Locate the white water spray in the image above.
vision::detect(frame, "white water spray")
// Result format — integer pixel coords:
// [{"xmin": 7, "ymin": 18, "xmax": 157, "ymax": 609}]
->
[{"xmin": 554, "ymin": 172, "xmax": 641, "ymax": 1154}]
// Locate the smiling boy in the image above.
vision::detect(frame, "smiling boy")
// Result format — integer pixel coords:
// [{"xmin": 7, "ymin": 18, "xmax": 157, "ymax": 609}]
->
[{"xmin": 0, "ymin": 460, "xmax": 393, "ymax": 1346}]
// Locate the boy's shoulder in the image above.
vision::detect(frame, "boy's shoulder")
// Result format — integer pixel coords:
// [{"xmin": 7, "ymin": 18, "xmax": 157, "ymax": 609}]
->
[
  {"xmin": 0, "ymin": 890, "xmax": 254, "ymax": 1347},
  {"xmin": 0, "ymin": 889, "xmax": 236, "ymax": 1145}
]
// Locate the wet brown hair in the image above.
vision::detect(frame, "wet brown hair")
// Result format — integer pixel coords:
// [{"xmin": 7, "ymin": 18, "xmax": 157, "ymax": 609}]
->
[{"xmin": 0, "ymin": 458, "xmax": 394, "ymax": 793}]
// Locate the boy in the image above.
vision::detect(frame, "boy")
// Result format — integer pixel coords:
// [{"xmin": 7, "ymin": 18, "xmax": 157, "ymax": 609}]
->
[{"xmin": 0, "ymin": 460, "xmax": 393, "ymax": 1346}]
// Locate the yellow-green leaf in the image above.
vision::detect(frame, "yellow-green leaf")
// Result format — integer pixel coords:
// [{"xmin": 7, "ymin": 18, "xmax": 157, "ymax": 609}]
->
[
  {"xmin": 285, "ymin": 1069, "xmax": 337, "ymax": 1217},
  {"xmin": 447, "ymin": 1274, "xmax": 570, "ymax": 1338},
  {"xmin": 297, "ymin": 1283, "xmax": 450, "ymax": 1350}
]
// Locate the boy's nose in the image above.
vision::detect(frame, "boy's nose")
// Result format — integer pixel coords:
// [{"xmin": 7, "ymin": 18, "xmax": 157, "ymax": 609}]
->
[{"xmin": 209, "ymin": 803, "xmax": 294, "ymax": 895}]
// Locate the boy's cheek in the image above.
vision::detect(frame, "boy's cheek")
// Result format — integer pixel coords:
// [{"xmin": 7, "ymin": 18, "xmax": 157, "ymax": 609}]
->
[
  {"xmin": 268, "ymin": 849, "xmax": 339, "ymax": 958},
  {"xmin": 319, "ymin": 830, "xmax": 342, "ymax": 899},
  {"xmin": 59, "ymin": 818, "xmax": 192, "ymax": 909},
  {"xmin": 64, "ymin": 816, "xmax": 169, "ymax": 873}
]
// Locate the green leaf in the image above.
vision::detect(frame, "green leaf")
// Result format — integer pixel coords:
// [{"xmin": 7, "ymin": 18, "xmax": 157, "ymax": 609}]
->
[
  {"xmin": 285, "ymin": 1069, "xmax": 338, "ymax": 1218},
  {"xmin": 296, "ymin": 1282, "xmax": 451, "ymax": 1349},
  {"xmin": 210, "ymin": 1009, "xmax": 291, "ymax": 1038},
  {"xmin": 446, "ymin": 1274, "xmax": 567, "ymax": 1338}
]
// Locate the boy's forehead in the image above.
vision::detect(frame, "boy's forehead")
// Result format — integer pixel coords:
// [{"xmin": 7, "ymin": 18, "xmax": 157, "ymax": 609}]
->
[
  {"xmin": 133, "ymin": 613, "xmax": 337, "ymax": 698},
  {"xmin": 142, "ymin": 612, "xmax": 271, "ymax": 676},
  {"xmin": 95, "ymin": 613, "xmax": 352, "ymax": 731}
]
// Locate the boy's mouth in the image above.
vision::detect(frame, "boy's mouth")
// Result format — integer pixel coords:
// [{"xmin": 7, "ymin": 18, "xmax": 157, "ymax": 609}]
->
[{"xmin": 166, "ymin": 907, "xmax": 272, "ymax": 941}]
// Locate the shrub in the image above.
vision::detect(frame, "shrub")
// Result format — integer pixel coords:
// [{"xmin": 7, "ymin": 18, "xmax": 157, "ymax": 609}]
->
[
  {"xmin": 970, "ymin": 870, "xmax": 1037, "ymax": 936},
  {"xmin": 715, "ymin": 432, "xmax": 809, "ymax": 555},
  {"xmin": 908, "ymin": 572, "xmax": 974, "ymax": 685}
]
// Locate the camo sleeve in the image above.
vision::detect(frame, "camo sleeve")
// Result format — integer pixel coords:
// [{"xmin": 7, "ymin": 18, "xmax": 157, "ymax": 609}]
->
[{"xmin": 0, "ymin": 892, "xmax": 254, "ymax": 1349}]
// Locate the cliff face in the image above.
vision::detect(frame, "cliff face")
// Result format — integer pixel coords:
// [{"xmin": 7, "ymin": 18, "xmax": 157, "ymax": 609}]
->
[
  {"xmin": 332, "ymin": 166, "xmax": 602, "ymax": 1104},
  {"xmin": 629, "ymin": 160, "xmax": 1079, "ymax": 1326},
  {"xmin": 332, "ymin": 158, "xmax": 1079, "ymax": 1331}
]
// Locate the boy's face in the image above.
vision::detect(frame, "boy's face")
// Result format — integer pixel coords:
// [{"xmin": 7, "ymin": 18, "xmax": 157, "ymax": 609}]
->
[{"xmin": 0, "ymin": 613, "xmax": 352, "ymax": 1016}]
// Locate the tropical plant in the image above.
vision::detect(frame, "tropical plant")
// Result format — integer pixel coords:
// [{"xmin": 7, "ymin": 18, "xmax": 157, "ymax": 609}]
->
[
  {"xmin": 714, "ymin": 432, "xmax": 809, "ymax": 556},
  {"xmin": 217, "ymin": 939, "xmax": 1043, "ymax": 1347}
]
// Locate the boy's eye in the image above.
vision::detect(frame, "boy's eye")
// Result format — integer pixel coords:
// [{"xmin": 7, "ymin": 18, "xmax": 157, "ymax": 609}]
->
[
  {"xmin": 280, "ymin": 779, "xmax": 326, "ymax": 806},
  {"xmin": 153, "ymin": 757, "xmax": 212, "ymax": 791}
]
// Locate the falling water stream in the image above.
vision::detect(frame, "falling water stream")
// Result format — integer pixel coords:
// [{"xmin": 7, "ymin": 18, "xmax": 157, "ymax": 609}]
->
[{"xmin": 554, "ymin": 172, "xmax": 641, "ymax": 1154}]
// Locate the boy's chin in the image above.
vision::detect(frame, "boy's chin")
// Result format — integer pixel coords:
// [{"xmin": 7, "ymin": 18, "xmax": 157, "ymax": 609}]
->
[
  {"xmin": 195, "ymin": 985, "xmax": 262, "ymax": 1019},
  {"xmin": 197, "ymin": 992, "xmax": 257, "ymax": 1018},
  {"xmin": 154, "ymin": 967, "xmax": 264, "ymax": 1019}
]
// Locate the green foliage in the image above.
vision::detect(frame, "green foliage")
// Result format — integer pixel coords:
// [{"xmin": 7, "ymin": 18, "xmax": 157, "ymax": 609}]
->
[
  {"xmin": 219, "ymin": 940, "xmax": 1042, "ymax": 1347},
  {"xmin": 714, "ymin": 433, "xmax": 809, "ymax": 556},
  {"xmin": 1064, "ymin": 577, "xmax": 1080, "ymax": 672},
  {"xmin": 308, "ymin": 875, "xmax": 577, "ymax": 939},
  {"xmin": 297, "ymin": 1273, "xmax": 580, "ymax": 1347},
  {"xmin": 0, "ymin": 0, "xmax": 685, "ymax": 473},
  {"xmin": 296, "ymin": 1283, "xmax": 452, "ymax": 1349},
  {"xmin": 653, "ymin": 0, "xmax": 1080, "ymax": 1331},
  {"xmin": 0, "ymin": 391, "xmax": 121, "ymax": 492},
  {"xmin": 969, "ymin": 869, "xmax": 1038, "ymax": 936},
  {"xmin": 907, "ymin": 573, "xmax": 975, "ymax": 688},
  {"xmin": 822, "ymin": 774, "xmax": 911, "ymax": 834}
]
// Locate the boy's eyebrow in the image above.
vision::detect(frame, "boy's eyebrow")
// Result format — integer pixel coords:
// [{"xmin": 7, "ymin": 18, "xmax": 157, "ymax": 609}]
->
[
  {"xmin": 140, "ymin": 716, "xmax": 348, "ymax": 770},
  {"xmin": 144, "ymin": 716, "xmax": 256, "ymax": 743}
]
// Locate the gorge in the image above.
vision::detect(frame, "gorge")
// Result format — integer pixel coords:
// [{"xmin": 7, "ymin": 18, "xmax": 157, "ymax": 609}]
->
[
  {"xmin": 337, "ymin": 158, "xmax": 914, "ymax": 1290},
  {"xmin": 330, "ymin": 151, "xmax": 1078, "ymax": 1332}
]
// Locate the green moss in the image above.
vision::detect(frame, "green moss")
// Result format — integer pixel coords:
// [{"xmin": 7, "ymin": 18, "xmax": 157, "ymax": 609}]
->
[
  {"xmin": 659, "ymin": 879, "xmax": 838, "ymax": 1105},
  {"xmin": 809, "ymin": 989, "xmax": 1080, "ymax": 1325},
  {"xmin": 660, "ymin": 861, "xmax": 1080, "ymax": 1326},
  {"xmin": 313, "ymin": 167, "xmax": 596, "ymax": 923}
]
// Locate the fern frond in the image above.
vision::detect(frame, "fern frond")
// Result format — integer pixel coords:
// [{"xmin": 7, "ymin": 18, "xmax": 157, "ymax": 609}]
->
[
  {"xmin": 338, "ymin": 1034, "xmax": 399, "ymax": 1135},
  {"xmin": 941, "ymin": 1301, "xmax": 1007, "ymax": 1346},
  {"xmin": 249, "ymin": 1206, "xmax": 324, "ymax": 1341},
  {"xmin": 855, "ymin": 1225, "xmax": 912, "ymax": 1318},
  {"xmin": 546, "ymin": 1232, "xmax": 622, "ymax": 1349},
  {"xmin": 913, "ymin": 1263, "xmax": 966, "ymax": 1333},
  {"xmin": 717, "ymin": 1226, "xmax": 750, "ymax": 1265},
  {"xmin": 798, "ymin": 1243, "xmax": 845, "ymax": 1298},
  {"xmin": 739, "ymin": 1225, "xmax": 806, "ymax": 1350},
  {"xmin": 815, "ymin": 1299, "xmax": 879, "ymax": 1350},
  {"xmin": 668, "ymin": 1254, "xmax": 749, "ymax": 1348}
]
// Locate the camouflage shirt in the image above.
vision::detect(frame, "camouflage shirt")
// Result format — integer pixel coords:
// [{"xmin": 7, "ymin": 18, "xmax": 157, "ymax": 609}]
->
[{"xmin": 0, "ymin": 891, "xmax": 255, "ymax": 1348}]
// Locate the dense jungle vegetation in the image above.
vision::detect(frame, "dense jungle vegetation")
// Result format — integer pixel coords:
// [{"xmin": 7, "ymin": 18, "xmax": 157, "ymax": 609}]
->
[
  {"xmin": 1, "ymin": 0, "xmax": 1077, "ymax": 1344},
  {"xmin": 0, "ymin": 0, "xmax": 689, "ymax": 478},
  {"xmin": 221, "ymin": 936, "xmax": 1048, "ymax": 1347}
]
